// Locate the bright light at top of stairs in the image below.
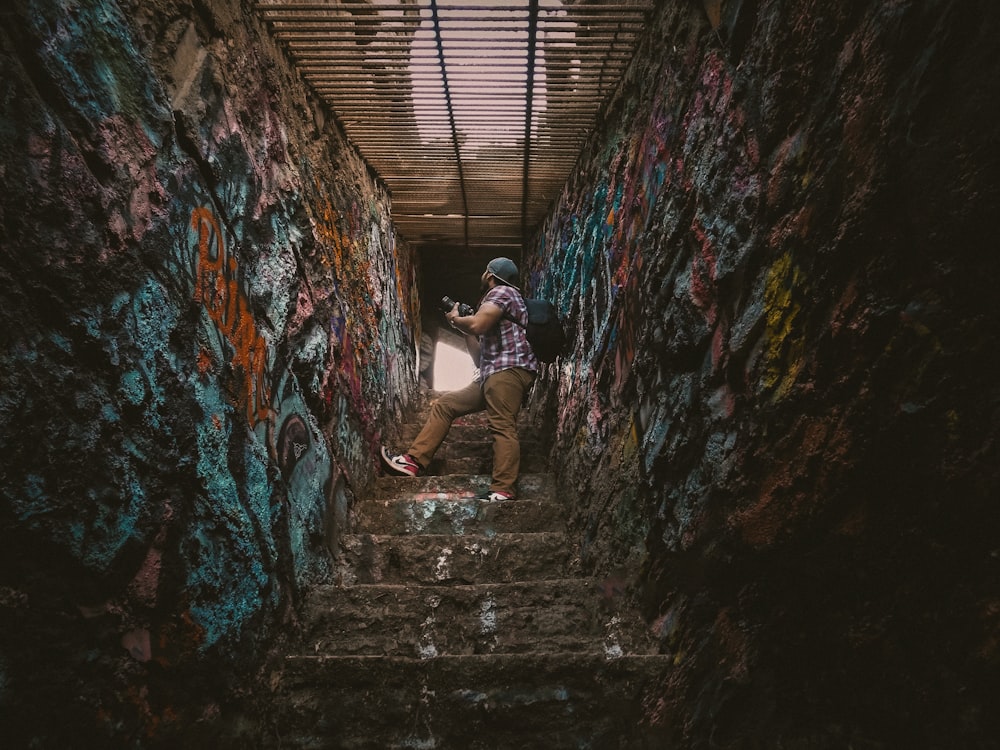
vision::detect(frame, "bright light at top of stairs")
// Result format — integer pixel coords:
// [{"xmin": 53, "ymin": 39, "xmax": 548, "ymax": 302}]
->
[{"xmin": 433, "ymin": 338, "xmax": 477, "ymax": 391}]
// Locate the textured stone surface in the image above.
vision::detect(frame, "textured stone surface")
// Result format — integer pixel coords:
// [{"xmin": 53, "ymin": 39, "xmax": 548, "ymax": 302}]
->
[
  {"xmin": 359, "ymin": 489, "xmax": 565, "ymax": 536},
  {"xmin": 268, "ymin": 390, "xmax": 668, "ymax": 748},
  {"xmin": 523, "ymin": 0, "xmax": 1000, "ymax": 746},
  {"xmin": 2, "ymin": 0, "xmax": 998, "ymax": 746},
  {"xmin": 298, "ymin": 579, "xmax": 657, "ymax": 657},
  {"xmin": 335, "ymin": 531, "xmax": 575, "ymax": 586},
  {"xmin": 276, "ymin": 653, "xmax": 671, "ymax": 750},
  {"xmin": 0, "ymin": 0, "xmax": 418, "ymax": 745}
]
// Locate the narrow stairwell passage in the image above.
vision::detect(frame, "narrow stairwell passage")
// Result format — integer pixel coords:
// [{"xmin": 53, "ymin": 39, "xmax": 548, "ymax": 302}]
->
[{"xmin": 273, "ymin": 392, "xmax": 670, "ymax": 748}]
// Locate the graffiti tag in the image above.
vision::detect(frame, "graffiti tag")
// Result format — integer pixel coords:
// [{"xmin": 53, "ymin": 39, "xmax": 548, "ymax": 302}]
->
[{"xmin": 190, "ymin": 206, "xmax": 271, "ymax": 424}]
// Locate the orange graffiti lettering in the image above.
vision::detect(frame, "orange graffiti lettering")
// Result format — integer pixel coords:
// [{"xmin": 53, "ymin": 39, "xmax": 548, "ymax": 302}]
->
[{"xmin": 191, "ymin": 207, "xmax": 271, "ymax": 424}]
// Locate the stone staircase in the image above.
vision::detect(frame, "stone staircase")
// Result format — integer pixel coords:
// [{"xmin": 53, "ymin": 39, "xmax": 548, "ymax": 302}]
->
[{"xmin": 271, "ymin": 394, "xmax": 670, "ymax": 748}]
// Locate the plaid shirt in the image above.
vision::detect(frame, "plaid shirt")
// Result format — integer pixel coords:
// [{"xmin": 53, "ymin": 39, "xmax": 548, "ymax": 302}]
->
[{"xmin": 478, "ymin": 285, "xmax": 538, "ymax": 381}]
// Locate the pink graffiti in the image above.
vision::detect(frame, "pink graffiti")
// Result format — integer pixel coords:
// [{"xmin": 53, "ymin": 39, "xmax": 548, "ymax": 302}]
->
[
  {"xmin": 96, "ymin": 115, "xmax": 167, "ymax": 249},
  {"xmin": 122, "ymin": 628, "xmax": 152, "ymax": 663},
  {"xmin": 689, "ymin": 218, "xmax": 719, "ymax": 325}
]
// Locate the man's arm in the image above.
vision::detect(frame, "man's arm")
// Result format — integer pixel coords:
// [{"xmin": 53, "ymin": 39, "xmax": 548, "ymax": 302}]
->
[{"xmin": 446, "ymin": 301, "xmax": 503, "ymax": 337}]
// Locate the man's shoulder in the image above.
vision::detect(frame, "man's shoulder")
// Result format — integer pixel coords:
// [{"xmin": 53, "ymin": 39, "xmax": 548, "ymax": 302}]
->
[{"xmin": 484, "ymin": 285, "xmax": 520, "ymax": 307}]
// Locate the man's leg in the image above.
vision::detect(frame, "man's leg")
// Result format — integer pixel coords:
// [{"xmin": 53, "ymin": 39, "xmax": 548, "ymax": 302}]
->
[
  {"xmin": 482, "ymin": 367, "xmax": 535, "ymax": 494},
  {"xmin": 407, "ymin": 380, "xmax": 485, "ymax": 469}
]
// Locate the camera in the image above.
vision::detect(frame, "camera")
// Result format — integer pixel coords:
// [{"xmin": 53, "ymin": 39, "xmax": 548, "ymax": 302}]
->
[{"xmin": 439, "ymin": 296, "xmax": 474, "ymax": 317}]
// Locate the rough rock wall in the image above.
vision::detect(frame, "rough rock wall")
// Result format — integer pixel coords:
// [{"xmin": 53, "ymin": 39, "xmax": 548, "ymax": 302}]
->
[
  {"xmin": 526, "ymin": 0, "xmax": 1000, "ymax": 745},
  {"xmin": 0, "ymin": 0, "xmax": 418, "ymax": 745}
]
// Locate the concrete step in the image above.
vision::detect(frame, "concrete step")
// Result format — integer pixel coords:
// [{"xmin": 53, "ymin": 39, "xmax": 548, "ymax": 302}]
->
[
  {"xmin": 383, "ymin": 442, "xmax": 549, "ymax": 476},
  {"xmin": 424, "ymin": 436, "xmax": 547, "ymax": 461},
  {"xmin": 335, "ymin": 532, "xmax": 576, "ymax": 585},
  {"xmin": 297, "ymin": 580, "xmax": 658, "ymax": 658},
  {"xmin": 422, "ymin": 450, "xmax": 550, "ymax": 476},
  {"xmin": 354, "ymin": 495, "xmax": 565, "ymax": 536},
  {"xmin": 274, "ymin": 652, "xmax": 672, "ymax": 749},
  {"xmin": 371, "ymin": 472, "xmax": 555, "ymax": 502},
  {"xmin": 283, "ymin": 390, "xmax": 666, "ymax": 749}
]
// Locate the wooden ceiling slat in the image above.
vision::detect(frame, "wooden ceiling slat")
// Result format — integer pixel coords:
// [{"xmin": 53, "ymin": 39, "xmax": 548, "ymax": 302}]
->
[{"xmin": 256, "ymin": 1, "xmax": 652, "ymax": 252}]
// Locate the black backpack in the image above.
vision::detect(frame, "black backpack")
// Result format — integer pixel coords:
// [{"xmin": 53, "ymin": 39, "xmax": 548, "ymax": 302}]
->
[{"xmin": 507, "ymin": 297, "xmax": 566, "ymax": 363}]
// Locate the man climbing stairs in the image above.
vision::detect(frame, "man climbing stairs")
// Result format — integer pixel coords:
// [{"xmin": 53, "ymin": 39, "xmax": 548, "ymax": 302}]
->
[{"xmin": 271, "ymin": 394, "xmax": 670, "ymax": 748}]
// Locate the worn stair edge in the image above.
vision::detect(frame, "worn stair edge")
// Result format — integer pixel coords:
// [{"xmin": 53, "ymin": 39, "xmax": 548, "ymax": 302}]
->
[
  {"xmin": 283, "ymin": 649, "xmax": 672, "ymax": 671},
  {"xmin": 371, "ymin": 472, "xmax": 556, "ymax": 501},
  {"xmin": 273, "ymin": 654, "xmax": 672, "ymax": 749},
  {"xmin": 421, "ymin": 453, "xmax": 550, "ymax": 477},
  {"xmin": 278, "ymin": 652, "xmax": 673, "ymax": 704},
  {"xmin": 335, "ymin": 531, "xmax": 577, "ymax": 585},
  {"xmin": 354, "ymin": 496, "xmax": 566, "ymax": 536},
  {"xmin": 296, "ymin": 579, "xmax": 658, "ymax": 658},
  {"xmin": 396, "ymin": 435, "xmax": 544, "ymax": 456}
]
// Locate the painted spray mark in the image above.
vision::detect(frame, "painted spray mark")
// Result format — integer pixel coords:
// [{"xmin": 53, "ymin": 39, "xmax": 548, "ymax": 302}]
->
[
  {"xmin": 763, "ymin": 249, "xmax": 806, "ymax": 399},
  {"xmin": 402, "ymin": 498, "xmax": 478, "ymax": 535},
  {"xmin": 603, "ymin": 615, "xmax": 625, "ymax": 660},
  {"xmin": 190, "ymin": 206, "xmax": 271, "ymax": 424},
  {"xmin": 308, "ymin": 176, "xmax": 420, "ymax": 471},
  {"xmin": 187, "ymin": 205, "xmax": 336, "ymax": 591},
  {"xmin": 276, "ymin": 414, "xmax": 310, "ymax": 478},
  {"xmin": 479, "ymin": 594, "xmax": 497, "ymax": 636},
  {"xmin": 418, "ymin": 594, "xmax": 441, "ymax": 659},
  {"xmin": 330, "ymin": 391, "xmax": 372, "ymax": 485},
  {"xmin": 268, "ymin": 364, "xmax": 336, "ymax": 587},
  {"xmin": 433, "ymin": 548, "xmax": 453, "ymax": 581}
]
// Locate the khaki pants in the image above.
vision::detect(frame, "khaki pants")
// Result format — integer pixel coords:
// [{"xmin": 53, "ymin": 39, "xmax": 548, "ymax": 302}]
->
[{"xmin": 408, "ymin": 367, "xmax": 536, "ymax": 494}]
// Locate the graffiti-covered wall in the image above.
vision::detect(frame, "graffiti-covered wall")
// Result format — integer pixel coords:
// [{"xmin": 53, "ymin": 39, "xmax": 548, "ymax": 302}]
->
[
  {"xmin": 526, "ymin": 0, "xmax": 999, "ymax": 745},
  {"xmin": 0, "ymin": 0, "xmax": 418, "ymax": 744}
]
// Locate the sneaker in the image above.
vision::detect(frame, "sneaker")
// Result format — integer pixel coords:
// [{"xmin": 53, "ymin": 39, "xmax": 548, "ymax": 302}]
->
[
  {"xmin": 476, "ymin": 489, "xmax": 515, "ymax": 502},
  {"xmin": 380, "ymin": 447, "xmax": 421, "ymax": 477}
]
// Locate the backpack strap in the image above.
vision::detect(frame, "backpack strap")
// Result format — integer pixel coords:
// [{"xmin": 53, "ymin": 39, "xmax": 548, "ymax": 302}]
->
[
  {"xmin": 500, "ymin": 289, "xmax": 529, "ymax": 329},
  {"xmin": 503, "ymin": 309, "xmax": 525, "ymax": 329}
]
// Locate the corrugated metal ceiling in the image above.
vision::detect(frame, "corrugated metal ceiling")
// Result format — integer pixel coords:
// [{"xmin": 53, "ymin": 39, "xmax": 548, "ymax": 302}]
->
[{"xmin": 255, "ymin": 0, "xmax": 653, "ymax": 256}]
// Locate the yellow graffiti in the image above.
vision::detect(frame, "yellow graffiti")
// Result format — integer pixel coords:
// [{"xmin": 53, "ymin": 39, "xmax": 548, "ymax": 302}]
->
[
  {"xmin": 314, "ymin": 192, "xmax": 374, "ymax": 296},
  {"xmin": 191, "ymin": 207, "xmax": 271, "ymax": 425},
  {"xmin": 763, "ymin": 249, "xmax": 806, "ymax": 399},
  {"xmin": 619, "ymin": 413, "xmax": 640, "ymax": 467}
]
